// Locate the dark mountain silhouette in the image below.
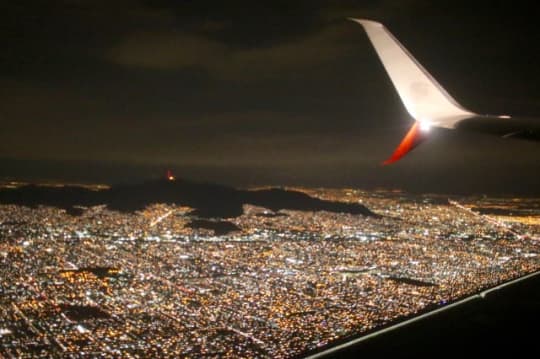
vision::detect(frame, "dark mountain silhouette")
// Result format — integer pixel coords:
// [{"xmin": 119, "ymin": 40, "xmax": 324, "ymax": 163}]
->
[
  {"xmin": 0, "ymin": 178, "xmax": 377, "ymax": 219},
  {"xmin": 248, "ymin": 188, "xmax": 373, "ymax": 215},
  {"xmin": 187, "ymin": 219, "xmax": 241, "ymax": 236},
  {"xmin": 59, "ymin": 304, "xmax": 110, "ymax": 321}
]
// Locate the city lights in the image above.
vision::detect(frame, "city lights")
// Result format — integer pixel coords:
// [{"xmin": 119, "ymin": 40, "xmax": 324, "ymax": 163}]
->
[{"xmin": 0, "ymin": 188, "xmax": 539, "ymax": 357}]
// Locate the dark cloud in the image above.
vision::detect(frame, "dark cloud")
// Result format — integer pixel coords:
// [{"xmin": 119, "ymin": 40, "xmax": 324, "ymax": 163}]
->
[{"xmin": 106, "ymin": 22, "xmax": 358, "ymax": 82}]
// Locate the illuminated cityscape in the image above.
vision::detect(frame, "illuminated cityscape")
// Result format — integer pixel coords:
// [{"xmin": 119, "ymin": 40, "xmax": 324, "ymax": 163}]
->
[
  {"xmin": 2, "ymin": 1, "xmax": 540, "ymax": 357},
  {"xmin": 1, "ymin": 182, "xmax": 539, "ymax": 358}
]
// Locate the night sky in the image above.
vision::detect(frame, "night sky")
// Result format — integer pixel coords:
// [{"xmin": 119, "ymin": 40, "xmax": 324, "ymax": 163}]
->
[{"xmin": 1, "ymin": 0, "xmax": 540, "ymax": 194}]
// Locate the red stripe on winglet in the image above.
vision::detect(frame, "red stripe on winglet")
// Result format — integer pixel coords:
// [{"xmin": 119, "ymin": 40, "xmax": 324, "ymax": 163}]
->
[{"xmin": 382, "ymin": 122, "xmax": 425, "ymax": 165}]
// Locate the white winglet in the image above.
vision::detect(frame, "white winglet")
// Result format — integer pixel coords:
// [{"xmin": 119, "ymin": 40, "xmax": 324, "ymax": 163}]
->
[{"xmin": 350, "ymin": 18, "xmax": 476, "ymax": 129}]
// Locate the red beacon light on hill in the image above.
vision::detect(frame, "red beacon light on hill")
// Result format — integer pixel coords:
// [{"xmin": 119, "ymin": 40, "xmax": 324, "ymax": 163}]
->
[{"xmin": 166, "ymin": 170, "xmax": 175, "ymax": 181}]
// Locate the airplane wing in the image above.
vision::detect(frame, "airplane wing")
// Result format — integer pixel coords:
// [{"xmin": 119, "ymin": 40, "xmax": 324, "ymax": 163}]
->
[
  {"xmin": 350, "ymin": 19, "xmax": 475, "ymax": 130},
  {"xmin": 350, "ymin": 18, "xmax": 540, "ymax": 164}
]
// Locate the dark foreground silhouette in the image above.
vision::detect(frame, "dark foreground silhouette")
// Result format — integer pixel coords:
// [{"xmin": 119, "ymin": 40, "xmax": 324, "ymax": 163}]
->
[
  {"xmin": 317, "ymin": 272, "xmax": 540, "ymax": 358},
  {"xmin": 0, "ymin": 178, "xmax": 377, "ymax": 219}
]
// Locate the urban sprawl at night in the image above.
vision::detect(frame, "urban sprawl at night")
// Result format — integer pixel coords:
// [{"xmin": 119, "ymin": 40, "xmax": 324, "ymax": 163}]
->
[{"xmin": 1, "ymin": 182, "xmax": 539, "ymax": 358}]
